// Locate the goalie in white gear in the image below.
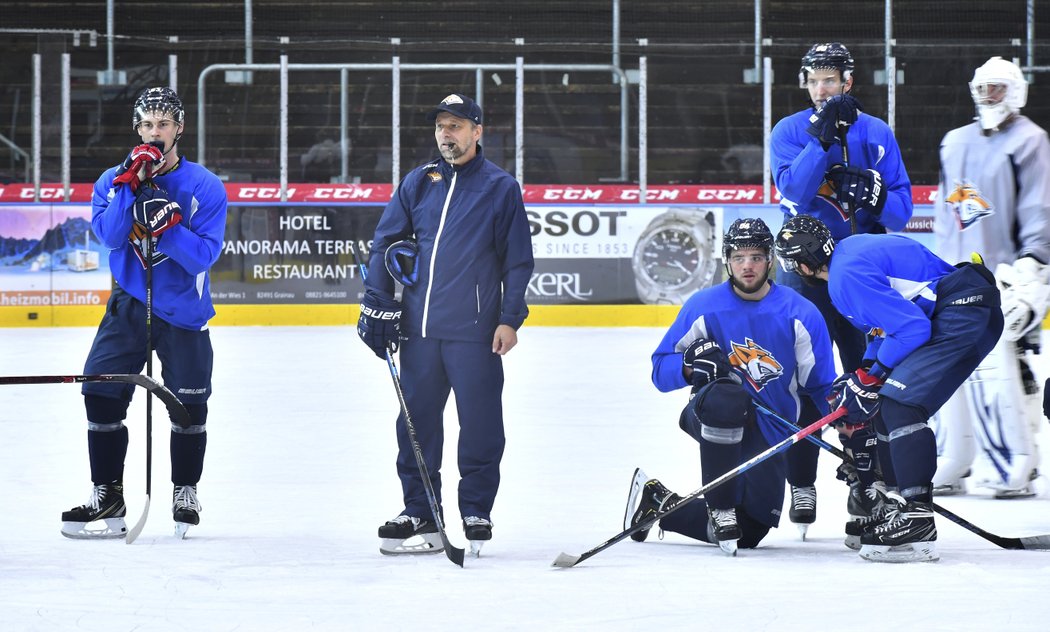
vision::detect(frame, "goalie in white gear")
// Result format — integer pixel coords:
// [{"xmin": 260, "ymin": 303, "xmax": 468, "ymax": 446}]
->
[{"xmin": 933, "ymin": 56, "xmax": 1050, "ymax": 498}]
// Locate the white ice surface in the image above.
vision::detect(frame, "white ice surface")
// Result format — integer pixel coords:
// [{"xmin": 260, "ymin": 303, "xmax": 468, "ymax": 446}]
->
[{"xmin": 2, "ymin": 326, "xmax": 1049, "ymax": 631}]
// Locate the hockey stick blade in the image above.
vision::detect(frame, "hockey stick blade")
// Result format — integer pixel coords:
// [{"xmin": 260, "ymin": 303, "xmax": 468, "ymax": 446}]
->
[
  {"xmin": 752, "ymin": 401, "xmax": 1050, "ymax": 552},
  {"xmin": 0, "ymin": 374, "xmax": 190, "ymax": 428},
  {"xmin": 551, "ymin": 407, "xmax": 846, "ymax": 568},
  {"xmin": 125, "ymin": 496, "xmax": 150, "ymax": 544}
]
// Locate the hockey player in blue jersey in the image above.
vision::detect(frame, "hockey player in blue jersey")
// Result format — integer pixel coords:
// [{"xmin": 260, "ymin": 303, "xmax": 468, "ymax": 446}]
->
[
  {"xmin": 775, "ymin": 215, "xmax": 1003, "ymax": 562},
  {"xmin": 624, "ymin": 218, "xmax": 836, "ymax": 556},
  {"xmin": 358, "ymin": 94, "xmax": 534, "ymax": 557},
  {"xmin": 61, "ymin": 87, "xmax": 227, "ymax": 539},
  {"xmin": 770, "ymin": 42, "xmax": 914, "ymax": 533}
]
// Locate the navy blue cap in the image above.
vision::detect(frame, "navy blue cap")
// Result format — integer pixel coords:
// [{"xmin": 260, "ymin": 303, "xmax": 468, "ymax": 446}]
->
[{"xmin": 425, "ymin": 93, "xmax": 482, "ymax": 124}]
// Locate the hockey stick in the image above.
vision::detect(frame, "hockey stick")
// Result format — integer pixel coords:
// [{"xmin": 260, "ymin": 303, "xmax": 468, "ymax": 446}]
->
[
  {"xmin": 126, "ymin": 233, "xmax": 155, "ymax": 544},
  {"xmin": 837, "ymin": 121, "xmax": 858, "ymax": 235},
  {"xmin": 0, "ymin": 374, "xmax": 189, "ymax": 428},
  {"xmin": 551, "ymin": 406, "xmax": 847, "ymax": 568},
  {"xmin": 351, "ymin": 242, "xmax": 465, "ymax": 567},
  {"xmin": 753, "ymin": 401, "xmax": 1050, "ymax": 551}
]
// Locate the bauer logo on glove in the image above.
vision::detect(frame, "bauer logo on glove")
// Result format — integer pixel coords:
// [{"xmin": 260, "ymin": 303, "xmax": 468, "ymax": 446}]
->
[{"xmin": 133, "ymin": 187, "xmax": 183, "ymax": 237}]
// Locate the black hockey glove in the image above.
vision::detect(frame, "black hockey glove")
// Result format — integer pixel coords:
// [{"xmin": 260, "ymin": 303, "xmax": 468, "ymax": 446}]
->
[
  {"xmin": 1043, "ymin": 377, "xmax": 1050, "ymax": 421},
  {"xmin": 113, "ymin": 141, "xmax": 165, "ymax": 193},
  {"xmin": 384, "ymin": 239, "xmax": 419, "ymax": 287},
  {"xmin": 133, "ymin": 187, "xmax": 183, "ymax": 237},
  {"xmin": 828, "ymin": 165, "xmax": 887, "ymax": 216},
  {"xmin": 827, "ymin": 367, "xmax": 885, "ymax": 427},
  {"xmin": 357, "ymin": 290, "xmax": 402, "ymax": 359},
  {"xmin": 806, "ymin": 94, "xmax": 862, "ymax": 151},
  {"xmin": 683, "ymin": 337, "xmax": 733, "ymax": 390}
]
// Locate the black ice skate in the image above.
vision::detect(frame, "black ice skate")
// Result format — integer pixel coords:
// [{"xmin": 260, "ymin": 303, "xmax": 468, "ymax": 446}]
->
[
  {"xmin": 844, "ymin": 482, "xmax": 892, "ymax": 550},
  {"xmin": 61, "ymin": 483, "xmax": 127, "ymax": 539},
  {"xmin": 378, "ymin": 514, "xmax": 443, "ymax": 556},
  {"xmin": 463, "ymin": 516, "xmax": 493, "ymax": 557},
  {"xmin": 858, "ymin": 500, "xmax": 939, "ymax": 563},
  {"xmin": 624, "ymin": 469, "xmax": 682, "ymax": 543},
  {"xmin": 173, "ymin": 485, "xmax": 201, "ymax": 539},
  {"xmin": 707, "ymin": 507, "xmax": 742, "ymax": 556},
  {"xmin": 788, "ymin": 485, "xmax": 816, "ymax": 540}
]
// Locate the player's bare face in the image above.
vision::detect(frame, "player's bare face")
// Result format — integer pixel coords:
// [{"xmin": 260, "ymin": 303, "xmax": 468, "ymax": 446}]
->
[
  {"xmin": 435, "ymin": 112, "xmax": 480, "ymax": 165},
  {"xmin": 806, "ymin": 69, "xmax": 850, "ymax": 109},
  {"xmin": 135, "ymin": 112, "xmax": 182, "ymax": 156},
  {"xmin": 728, "ymin": 247, "xmax": 772, "ymax": 298}
]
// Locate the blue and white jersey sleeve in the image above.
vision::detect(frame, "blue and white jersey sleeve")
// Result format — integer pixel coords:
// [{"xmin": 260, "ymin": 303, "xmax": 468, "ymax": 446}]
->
[{"xmin": 829, "ymin": 234, "xmax": 955, "ymax": 369}]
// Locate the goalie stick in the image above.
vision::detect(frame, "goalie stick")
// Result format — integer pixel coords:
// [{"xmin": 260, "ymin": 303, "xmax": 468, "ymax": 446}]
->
[
  {"xmin": 752, "ymin": 401, "xmax": 1050, "ymax": 552},
  {"xmin": 550, "ymin": 406, "xmax": 847, "ymax": 568},
  {"xmin": 351, "ymin": 242, "xmax": 466, "ymax": 567},
  {"xmin": 0, "ymin": 374, "xmax": 189, "ymax": 428}
]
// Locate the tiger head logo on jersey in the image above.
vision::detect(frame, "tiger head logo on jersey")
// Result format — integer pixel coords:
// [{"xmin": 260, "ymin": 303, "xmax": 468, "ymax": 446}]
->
[
  {"xmin": 728, "ymin": 337, "xmax": 784, "ymax": 390},
  {"xmin": 946, "ymin": 181, "xmax": 994, "ymax": 229}
]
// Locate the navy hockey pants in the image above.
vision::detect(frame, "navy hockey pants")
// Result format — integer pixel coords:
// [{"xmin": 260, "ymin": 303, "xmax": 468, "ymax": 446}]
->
[{"xmin": 396, "ymin": 335, "xmax": 506, "ymax": 521}]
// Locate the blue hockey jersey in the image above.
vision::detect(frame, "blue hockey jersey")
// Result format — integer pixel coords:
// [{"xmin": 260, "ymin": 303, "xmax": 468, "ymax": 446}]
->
[
  {"xmin": 366, "ymin": 145, "xmax": 534, "ymax": 342},
  {"xmin": 827, "ymin": 234, "xmax": 957, "ymax": 369},
  {"xmin": 651, "ymin": 282, "xmax": 836, "ymax": 444},
  {"xmin": 91, "ymin": 158, "xmax": 227, "ymax": 331},
  {"xmin": 770, "ymin": 109, "xmax": 913, "ymax": 240}
]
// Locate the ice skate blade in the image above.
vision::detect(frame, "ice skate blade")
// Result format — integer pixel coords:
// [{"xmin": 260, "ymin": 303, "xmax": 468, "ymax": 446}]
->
[
  {"xmin": 859, "ymin": 541, "xmax": 939, "ymax": 563},
  {"xmin": 623, "ymin": 467, "xmax": 648, "ymax": 531},
  {"xmin": 717, "ymin": 539, "xmax": 738, "ymax": 556},
  {"xmin": 844, "ymin": 534, "xmax": 860, "ymax": 550},
  {"xmin": 379, "ymin": 532, "xmax": 444, "ymax": 556},
  {"xmin": 61, "ymin": 517, "xmax": 127, "ymax": 540},
  {"xmin": 796, "ymin": 523, "xmax": 809, "ymax": 541},
  {"xmin": 175, "ymin": 522, "xmax": 192, "ymax": 539},
  {"xmin": 469, "ymin": 540, "xmax": 485, "ymax": 558}
]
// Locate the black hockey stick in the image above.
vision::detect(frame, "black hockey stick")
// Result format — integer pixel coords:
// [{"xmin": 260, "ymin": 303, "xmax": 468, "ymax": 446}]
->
[
  {"xmin": 753, "ymin": 401, "xmax": 1050, "ymax": 551},
  {"xmin": 384, "ymin": 348, "xmax": 465, "ymax": 566},
  {"xmin": 351, "ymin": 242, "xmax": 465, "ymax": 566},
  {"xmin": 126, "ymin": 233, "xmax": 155, "ymax": 544},
  {"xmin": 551, "ymin": 407, "xmax": 847, "ymax": 568},
  {"xmin": 0, "ymin": 374, "xmax": 189, "ymax": 428}
]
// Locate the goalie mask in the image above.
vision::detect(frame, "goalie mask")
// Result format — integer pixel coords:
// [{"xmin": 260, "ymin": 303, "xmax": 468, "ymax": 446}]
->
[
  {"xmin": 799, "ymin": 42, "xmax": 854, "ymax": 89},
  {"xmin": 774, "ymin": 215, "xmax": 835, "ymax": 275},
  {"xmin": 970, "ymin": 57, "xmax": 1027, "ymax": 131}
]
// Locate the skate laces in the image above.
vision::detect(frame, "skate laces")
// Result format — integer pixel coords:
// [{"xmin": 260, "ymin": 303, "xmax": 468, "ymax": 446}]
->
[
  {"xmin": 389, "ymin": 514, "xmax": 422, "ymax": 529},
  {"xmin": 791, "ymin": 486, "xmax": 816, "ymax": 511},
  {"xmin": 464, "ymin": 516, "xmax": 492, "ymax": 528},
  {"xmin": 710, "ymin": 507, "xmax": 737, "ymax": 528},
  {"xmin": 173, "ymin": 485, "xmax": 201, "ymax": 511}
]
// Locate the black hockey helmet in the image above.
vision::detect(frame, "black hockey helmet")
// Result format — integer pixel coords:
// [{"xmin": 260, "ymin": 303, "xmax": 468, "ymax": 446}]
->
[
  {"xmin": 774, "ymin": 215, "xmax": 835, "ymax": 273},
  {"xmin": 133, "ymin": 87, "xmax": 185, "ymax": 129},
  {"xmin": 799, "ymin": 42, "xmax": 854, "ymax": 88},
  {"xmin": 722, "ymin": 217, "xmax": 774, "ymax": 260}
]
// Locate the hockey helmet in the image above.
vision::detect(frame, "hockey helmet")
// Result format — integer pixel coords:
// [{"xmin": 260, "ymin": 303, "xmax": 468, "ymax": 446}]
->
[
  {"xmin": 970, "ymin": 56, "xmax": 1027, "ymax": 130},
  {"xmin": 799, "ymin": 42, "xmax": 854, "ymax": 88},
  {"xmin": 722, "ymin": 217, "xmax": 774, "ymax": 260},
  {"xmin": 133, "ymin": 87, "xmax": 185, "ymax": 130},
  {"xmin": 774, "ymin": 215, "xmax": 835, "ymax": 273}
]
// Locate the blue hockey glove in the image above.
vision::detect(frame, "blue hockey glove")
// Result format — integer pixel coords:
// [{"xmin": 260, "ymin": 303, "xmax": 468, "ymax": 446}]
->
[
  {"xmin": 806, "ymin": 94, "xmax": 862, "ymax": 151},
  {"xmin": 827, "ymin": 367, "xmax": 885, "ymax": 426},
  {"xmin": 357, "ymin": 290, "xmax": 402, "ymax": 359},
  {"xmin": 133, "ymin": 187, "xmax": 183, "ymax": 237},
  {"xmin": 384, "ymin": 239, "xmax": 419, "ymax": 287},
  {"xmin": 828, "ymin": 165, "xmax": 887, "ymax": 216},
  {"xmin": 683, "ymin": 337, "xmax": 733, "ymax": 390}
]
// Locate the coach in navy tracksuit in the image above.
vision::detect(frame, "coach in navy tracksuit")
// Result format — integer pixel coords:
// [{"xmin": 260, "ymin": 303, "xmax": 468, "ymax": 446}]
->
[{"xmin": 358, "ymin": 93, "xmax": 534, "ymax": 548}]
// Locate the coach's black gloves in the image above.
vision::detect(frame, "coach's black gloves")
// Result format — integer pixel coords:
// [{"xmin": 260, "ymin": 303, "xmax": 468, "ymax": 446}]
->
[
  {"xmin": 357, "ymin": 290, "xmax": 402, "ymax": 359},
  {"xmin": 807, "ymin": 94, "xmax": 862, "ymax": 151},
  {"xmin": 683, "ymin": 337, "xmax": 734, "ymax": 390},
  {"xmin": 828, "ymin": 165, "xmax": 887, "ymax": 216}
]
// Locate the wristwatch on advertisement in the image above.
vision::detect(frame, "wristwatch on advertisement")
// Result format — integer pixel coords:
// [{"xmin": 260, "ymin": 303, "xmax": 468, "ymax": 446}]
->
[{"xmin": 632, "ymin": 207, "xmax": 719, "ymax": 305}]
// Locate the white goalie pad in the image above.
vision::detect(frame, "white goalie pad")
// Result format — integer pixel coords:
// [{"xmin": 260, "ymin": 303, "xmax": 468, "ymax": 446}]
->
[
  {"xmin": 963, "ymin": 336, "xmax": 1039, "ymax": 490},
  {"xmin": 996, "ymin": 259, "xmax": 1050, "ymax": 342}
]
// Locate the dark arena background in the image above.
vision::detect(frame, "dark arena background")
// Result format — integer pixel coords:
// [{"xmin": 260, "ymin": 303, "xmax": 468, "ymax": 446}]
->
[{"xmin": 2, "ymin": 0, "xmax": 1048, "ymax": 186}]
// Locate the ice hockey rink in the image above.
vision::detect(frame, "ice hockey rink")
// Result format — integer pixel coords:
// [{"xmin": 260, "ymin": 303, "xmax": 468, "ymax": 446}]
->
[{"xmin": 2, "ymin": 325, "xmax": 1049, "ymax": 631}]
